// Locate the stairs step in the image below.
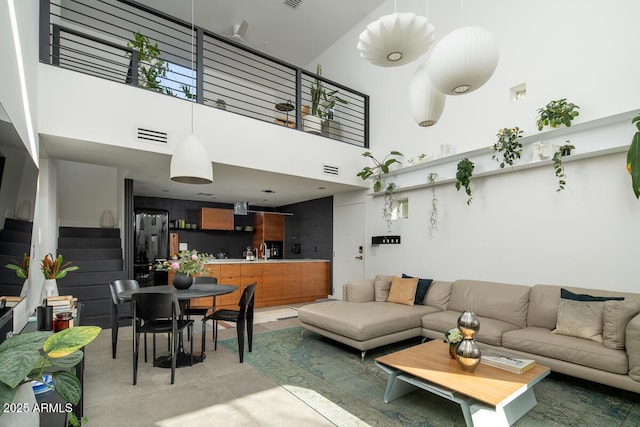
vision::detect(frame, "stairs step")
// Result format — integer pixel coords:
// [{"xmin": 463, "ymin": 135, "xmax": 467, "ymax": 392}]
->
[
  {"xmin": 74, "ymin": 259, "xmax": 124, "ymax": 272},
  {"xmin": 0, "ymin": 241, "xmax": 29, "ymax": 256},
  {"xmin": 3, "ymin": 218, "xmax": 33, "ymax": 233},
  {"xmin": 60, "ymin": 248, "xmax": 123, "ymax": 261},
  {"xmin": 0, "ymin": 229, "xmax": 32, "ymax": 244},
  {"xmin": 58, "ymin": 237, "xmax": 121, "ymax": 249},
  {"xmin": 0, "ymin": 283, "xmax": 23, "ymax": 297},
  {"xmin": 59, "ymin": 227, "xmax": 120, "ymax": 239},
  {"xmin": 56, "ymin": 270, "xmax": 125, "ymax": 287},
  {"xmin": 0, "ymin": 270, "xmax": 26, "ymax": 285}
]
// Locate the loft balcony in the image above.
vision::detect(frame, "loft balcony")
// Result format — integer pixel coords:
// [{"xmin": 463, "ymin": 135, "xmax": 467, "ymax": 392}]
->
[{"xmin": 39, "ymin": 0, "xmax": 369, "ymax": 148}]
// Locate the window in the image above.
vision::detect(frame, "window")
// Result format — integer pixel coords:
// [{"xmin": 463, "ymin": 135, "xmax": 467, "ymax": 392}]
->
[{"xmin": 391, "ymin": 198, "xmax": 408, "ymax": 220}]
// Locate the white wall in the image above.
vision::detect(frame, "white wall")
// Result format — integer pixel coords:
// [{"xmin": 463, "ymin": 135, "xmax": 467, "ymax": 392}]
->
[{"xmin": 319, "ymin": 0, "xmax": 640, "ymax": 292}]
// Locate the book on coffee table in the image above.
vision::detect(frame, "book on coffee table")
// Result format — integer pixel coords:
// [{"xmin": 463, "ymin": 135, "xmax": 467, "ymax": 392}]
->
[{"xmin": 481, "ymin": 352, "xmax": 536, "ymax": 374}]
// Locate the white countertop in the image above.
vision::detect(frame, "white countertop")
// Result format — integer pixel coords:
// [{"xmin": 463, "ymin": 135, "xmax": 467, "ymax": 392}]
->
[{"xmin": 203, "ymin": 258, "xmax": 329, "ymax": 264}]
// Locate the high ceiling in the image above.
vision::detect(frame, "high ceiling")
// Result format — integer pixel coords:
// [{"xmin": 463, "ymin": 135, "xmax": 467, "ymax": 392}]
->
[{"xmin": 37, "ymin": 0, "xmax": 390, "ymax": 208}]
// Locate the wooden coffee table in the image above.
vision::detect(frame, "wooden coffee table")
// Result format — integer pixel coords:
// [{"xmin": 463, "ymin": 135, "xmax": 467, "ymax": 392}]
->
[{"xmin": 375, "ymin": 340, "xmax": 550, "ymax": 427}]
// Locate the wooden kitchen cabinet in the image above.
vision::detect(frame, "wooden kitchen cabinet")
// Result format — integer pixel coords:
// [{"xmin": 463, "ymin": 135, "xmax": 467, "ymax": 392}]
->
[
  {"xmin": 240, "ymin": 263, "xmax": 263, "ymax": 302},
  {"xmin": 200, "ymin": 207, "xmax": 234, "ymax": 230},
  {"xmin": 253, "ymin": 212, "xmax": 284, "ymax": 247},
  {"xmin": 262, "ymin": 263, "xmax": 284, "ymax": 302}
]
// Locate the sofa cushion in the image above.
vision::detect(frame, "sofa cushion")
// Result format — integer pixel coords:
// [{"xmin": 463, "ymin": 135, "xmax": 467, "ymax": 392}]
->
[
  {"xmin": 447, "ymin": 280, "xmax": 530, "ymax": 328},
  {"xmin": 552, "ymin": 299, "xmax": 604, "ymax": 342},
  {"xmin": 421, "ymin": 311, "xmax": 521, "ymax": 346},
  {"xmin": 603, "ymin": 300, "xmax": 640, "ymax": 350},
  {"xmin": 503, "ymin": 327, "xmax": 629, "ymax": 375},
  {"xmin": 387, "ymin": 276, "xmax": 418, "ymax": 306},
  {"xmin": 374, "ymin": 275, "xmax": 393, "ymax": 301},
  {"xmin": 345, "ymin": 279, "xmax": 375, "ymax": 302},
  {"xmin": 402, "ymin": 274, "xmax": 433, "ymax": 305},
  {"xmin": 298, "ymin": 301, "xmax": 436, "ymax": 341},
  {"xmin": 425, "ymin": 281, "xmax": 452, "ymax": 310}
]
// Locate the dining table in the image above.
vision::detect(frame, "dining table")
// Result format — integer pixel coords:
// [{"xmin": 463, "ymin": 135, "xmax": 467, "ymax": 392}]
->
[{"xmin": 118, "ymin": 283, "xmax": 238, "ymax": 367}]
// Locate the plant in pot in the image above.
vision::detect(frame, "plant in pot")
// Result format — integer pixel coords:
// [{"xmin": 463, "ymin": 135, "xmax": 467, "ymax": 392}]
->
[
  {"xmin": 455, "ymin": 158, "xmax": 475, "ymax": 205},
  {"xmin": 0, "ymin": 325, "xmax": 102, "ymax": 427},
  {"xmin": 491, "ymin": 127, "xmax": 523, "ymax": 168},
  {"xmin": 552, "ymin": 142, "xmax": 574, "ymax": 192},
  {"xmin": 5, "ymin": 253, "xmax": 29, "ymax": 297},
  {"xmin": 127, "ymin": 32, "xmax": 173, "ymax": 95},
  {"xmin": 536, "ymin": 98, "xmax": 580, "ymax": 131},
  {"xmin": 627, "ymin": 114, "xmax": 640, "ymax": 199},
  {"xmin": 40, "ymin": 254, "xmax": 79, "ymax": 300},
  {"xmin": 305, "ymin": 64, "xmax": 347, "ymax": 134},
  {"xmin": 160, "ymin": 250, "xmax": 208, "ymax": 289},
  {"xmin": 356, "ymin": 150, "xmax": 404, "ymax": 193}
]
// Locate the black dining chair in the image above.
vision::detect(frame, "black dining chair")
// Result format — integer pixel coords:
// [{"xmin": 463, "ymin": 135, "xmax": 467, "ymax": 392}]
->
[
  {"xmin": 184, "ymin": 276, "xmax": 218, "ymax": 342},
  {"xmin": 205, "ymin": 282, "xmax": 256, "ymax": 363},
  {"xmin": 109, "ymin": 279, "xmax": 143, "ymax": 359},
  {"xmin": 132, "ymin": 292, "xmax": 194, "ymax": 385}
]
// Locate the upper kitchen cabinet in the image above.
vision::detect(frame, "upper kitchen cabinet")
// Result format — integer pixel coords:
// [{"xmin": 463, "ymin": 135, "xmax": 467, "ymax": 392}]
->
[
  {"xmin": 200, "ymin": 207, "xmax": 234, "ymax": 231},
  {"xmin": 253, "ymin": 213, "xmax": 284, "ymax": 243}
]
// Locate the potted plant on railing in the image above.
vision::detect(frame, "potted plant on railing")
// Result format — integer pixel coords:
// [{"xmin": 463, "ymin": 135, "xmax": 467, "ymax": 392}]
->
[
  {"xmin": 0, "ymin": 326, "xmax": 101, "ymax": 427},
  {"xmin": 536, "ymin": 98, "xmax": 580, "ymax": 131},
  {"xmin": 305, "ymin": 64, "xmax": 348, "ymax": 135}
]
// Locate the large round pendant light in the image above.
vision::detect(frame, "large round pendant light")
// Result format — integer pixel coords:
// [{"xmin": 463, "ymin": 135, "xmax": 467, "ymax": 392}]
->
[
  {"xmin": 170, "ymin": 134, "xmax": 212, "ymax": 184},
  {"xmin": 357, "ymin": 12, "xmax": 436, "ymax": 67},
  {"xmin": 409, "ymin": 62, "xmax": 445, "ymax": 127},
  {"xmin": 427, "ymin": 26, "xmax": 499, "ymax": 95}
]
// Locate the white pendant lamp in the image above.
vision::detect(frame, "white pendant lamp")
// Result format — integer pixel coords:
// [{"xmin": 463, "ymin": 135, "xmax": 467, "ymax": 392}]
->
[
  {"xmin": 409, "ymin": 62, "xmax": 446, "ymax": 127},
  {"xmin": 426, "ymin": 26, "xmax": 499, "ymax": 95},
  {"xmin": 357, "ymin": 12, "xmax": 435, "ymax": 67},
  {"xmin": 169, "ymin": 0, "xmax": 212, "ymax": 184},
  {"xmin": 170, "ymin": 134, "xmax": 212, "ymax": 184}
]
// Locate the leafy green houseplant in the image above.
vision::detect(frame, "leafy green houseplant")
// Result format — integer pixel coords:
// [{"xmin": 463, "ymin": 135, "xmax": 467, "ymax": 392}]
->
[
  {"xmin": 127, "ymin": 32, "xmax": 172, "ymax": 95},
  {"xmin": 5, "ymin": 253, "xmax": 29, "ymax": 279},
  {"xmin": 309, "ymin": 64, "xmax": 348, "ymax": 120},
  {"xmin": 356, "ymin": 151, "xmax": 403, "ymax": 193},
  {"xmin": 455, "ymin": 158, "xmax": 475, "ymax": 205},
  {"xmin": 491, "ymin": 127, "xmax": 523, "ymax": 168},
  {"xmin": 552, "ymin": 143, "xmax": 574, "ymax": 192},
  {"xmin": 0, "ymin": 326, "xmax": 101, "ymax": 426},
  {"xmin": 41, "ymin": 254, "xmax": 79, "ymax": 279},
  {"xmin": 536, "ymin": 98, "xmax": 580, "ymax": 131},
  {"xmin": 627, "ymin": 114, "xmax": 640, "ymax": 199}
]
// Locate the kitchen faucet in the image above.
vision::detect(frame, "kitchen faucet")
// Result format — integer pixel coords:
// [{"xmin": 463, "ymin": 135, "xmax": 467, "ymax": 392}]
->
[{"xmin": 259, "ymin": 242, "xmax": 269, "ymax": 260}]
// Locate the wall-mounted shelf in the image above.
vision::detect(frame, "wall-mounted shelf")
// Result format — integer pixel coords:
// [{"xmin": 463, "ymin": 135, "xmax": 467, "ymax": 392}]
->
[
  {"xmin": 372, "ymin": 235, "xmax": 401, "ymax": 245},
  {"xmin": 371, "ymin": 109, "xmax": 636, "ymax": 197}
]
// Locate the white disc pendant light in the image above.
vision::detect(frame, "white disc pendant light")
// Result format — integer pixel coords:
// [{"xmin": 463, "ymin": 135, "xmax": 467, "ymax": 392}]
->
[
  {"xmin": 427, "ymin": 26, "xmax": 499, "ymax": 95},
  {"xmin": 357, "ymin": 12, "xmax": 435, "ymax": 67},
  {"xmin": 409, "ymin": 62, "xmax": 445, "ymax": 127}
]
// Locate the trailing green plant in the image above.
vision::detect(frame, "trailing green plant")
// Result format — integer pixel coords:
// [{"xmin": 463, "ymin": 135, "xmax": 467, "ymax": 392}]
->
[
  {"xmin": 427, "ymin": 173, "xmax": 439, "ymax": 239},
  {"xmin": 382, "ymin": 183, "xmax": 397, "ymax": 231},
  {"xmin": 559, "ymin": 142, "xmax": 575, "ymax": 156},
  {"xmin": 536, "ymin": 98, "xmax": 580, "ymax": 131},
  {"xmin": 310, "ymin": 64, "xmax": 348, "ymax": 119},
  {"xmin": 552, "ymin": 143, "xmax": 574, "ymax": 192},
  {"xmin": 0, "ymin": 326, "xmax": 102, "ymax": 426},
  {"xmin": 356, "ymin": 150, "xmax": 403, "ymax": 192},
  {"xmin": 491, "ymin": 127, "xmax": 523, "ymax": 168},
  {"xmin": 455, "ymin": 158, "xmax": 475, "ymax": 205},
  {"xmin": 127, "ymin": 32, "xmax": 173, "ymax": 95},
  {"xmin": 627, "ymin": 114, "xmax": 640, "ymax": 199}
]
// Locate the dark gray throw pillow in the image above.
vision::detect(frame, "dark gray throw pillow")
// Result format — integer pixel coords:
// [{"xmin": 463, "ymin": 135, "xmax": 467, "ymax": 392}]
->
[
  {"xmin": 402, "ymin": 273, "xmax": 433, "ymax": 305},
  {"xmin": 561, "ymin": 288, "xmax": 624, "ymax": 302}
]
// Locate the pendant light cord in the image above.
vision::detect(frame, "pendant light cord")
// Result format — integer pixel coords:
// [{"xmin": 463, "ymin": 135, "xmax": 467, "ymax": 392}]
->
[{"xmin": 190, "ymin": 0, "xmax": 195, "ymax": 134}]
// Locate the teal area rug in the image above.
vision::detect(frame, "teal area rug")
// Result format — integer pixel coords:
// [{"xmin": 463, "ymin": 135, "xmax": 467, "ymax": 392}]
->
[{"xmin": 220, "ymin": 327, "xmax": 640, "ymax": 426}]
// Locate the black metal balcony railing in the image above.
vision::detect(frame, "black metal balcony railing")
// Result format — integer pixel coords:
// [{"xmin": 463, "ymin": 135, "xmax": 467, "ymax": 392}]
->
[{"xmin": 39, "ymin": 0, "xmax": 369, "ymax": 148}]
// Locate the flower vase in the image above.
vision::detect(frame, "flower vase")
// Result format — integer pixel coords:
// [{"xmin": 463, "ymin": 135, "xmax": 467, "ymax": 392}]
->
[
  {"xmin": 41, "ymin": 279, "xmax": 59, "ymax": 301},
  {"xmin": 173, "ymin": 272, "xmax": 193, "ymax": 290},
  {"xmin": 455, "ymin": 310, "xmax": 481, "ymax": 373}
]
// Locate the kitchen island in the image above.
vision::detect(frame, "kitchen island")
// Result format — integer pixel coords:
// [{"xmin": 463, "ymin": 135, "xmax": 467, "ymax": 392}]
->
[{"xmin": 168, "ymin": 259, "xmax": 330, "ymax": 310}]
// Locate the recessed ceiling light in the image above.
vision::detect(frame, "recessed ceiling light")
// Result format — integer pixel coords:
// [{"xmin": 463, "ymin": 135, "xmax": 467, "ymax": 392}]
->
[
  {"xmin": 317, "ymin": 187, "xmax": 326, "ymax": 190},
  {"xmin": 262, "ymin": 189, "xmax": 276, "ymax": 193}
]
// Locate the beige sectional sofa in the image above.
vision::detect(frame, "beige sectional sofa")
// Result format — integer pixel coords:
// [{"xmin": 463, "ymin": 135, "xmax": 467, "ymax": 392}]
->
[{"xmin": 298, "ymin": 276, "xmax": 640, "ymax": 394}]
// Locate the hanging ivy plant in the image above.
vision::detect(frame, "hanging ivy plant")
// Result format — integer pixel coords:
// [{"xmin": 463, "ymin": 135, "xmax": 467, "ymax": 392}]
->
[
  {"xmin": 427, "ymin": 173, "xmax": 439, "ymax": 238},
  {"xmin": 552, "ymin": 142, "xmax": 574, "ymax": 192},
  {"xmin": 536, "ymin": 98, "xmax": 580, "ymax": 131},
  {"xmin": 627, "ymin": 114, "xmax": 640, "ymax": 198},
  {"xmin": 491, "ymin": 127, "xmax": 523, "ymax": 168},
  {"xmin": 382, "ymin": 183, "xmax": 397, "ymax": 231},
  {"xmin": 455, "ymin": 158, "xmax": 475, "ymax": 205}
]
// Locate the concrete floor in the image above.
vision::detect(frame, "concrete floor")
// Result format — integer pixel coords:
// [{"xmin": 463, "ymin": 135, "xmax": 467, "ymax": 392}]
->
[{"xmin": 83, "ymin": 305, "xmax": 336, "ymax": 427}]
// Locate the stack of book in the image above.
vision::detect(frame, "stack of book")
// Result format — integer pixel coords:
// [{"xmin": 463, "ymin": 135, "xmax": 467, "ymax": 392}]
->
[
  {"xmin": 481, "ymin": 352, "xmax": 536, "ymax": 374},
  {"xmin": 46, "ymin": 295, "xmax": 77, "ymax": 326}
]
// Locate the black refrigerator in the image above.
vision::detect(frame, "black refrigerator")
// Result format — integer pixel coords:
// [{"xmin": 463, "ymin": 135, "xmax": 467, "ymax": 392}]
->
[{"xmin": 134, "ymin": 209, "xmax": 169, "ymax": 285}]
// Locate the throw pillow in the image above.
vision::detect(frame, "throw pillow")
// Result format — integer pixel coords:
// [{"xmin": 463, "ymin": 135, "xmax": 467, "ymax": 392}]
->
[
  {"xmin": 552, "ymin": 299, "xmax": 604, "ymax": 343},
  {"xmin": 374, "ymin": 275, "xmax": 393, "ymax": 302},
  {"xmin": 603, "ymin": 300, "xmax": 640, "ymax": 350},
  {"xmin": 561, "ymin": 288, "xmax": 625, "ymax": 302},
  {"xmin": 386, "ymin": 276, "xmax": 419, "ymax": 306},
  {"xmin": 402, "ymin": 273, "xmax": 433, "ymax": 305}
]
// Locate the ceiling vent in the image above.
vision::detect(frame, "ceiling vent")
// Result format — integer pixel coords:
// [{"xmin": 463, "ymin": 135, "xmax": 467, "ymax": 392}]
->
[
  {"xmin": 136, "ymin": 127, "xmax": 168, "ymax": 144},
  {"xmin": 322, "ymin": 164, "xmax": 340, "ymax": 176},
  {"xmin": 283, "ymin": 0, "xmax": 303, "ymax": 10}
]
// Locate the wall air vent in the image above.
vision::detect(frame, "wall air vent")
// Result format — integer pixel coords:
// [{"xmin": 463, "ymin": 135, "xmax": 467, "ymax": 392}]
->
[
  {"xmin": 136, "ymin": 127, "xmax": 168, "ymax": 144},
  {"xmin": 322, "ymin": 164, "xmax": 340, "ymax": 176},
  {"xmin": 283, "ymin": 0, "xmax": 303, "ymax": 10}
]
